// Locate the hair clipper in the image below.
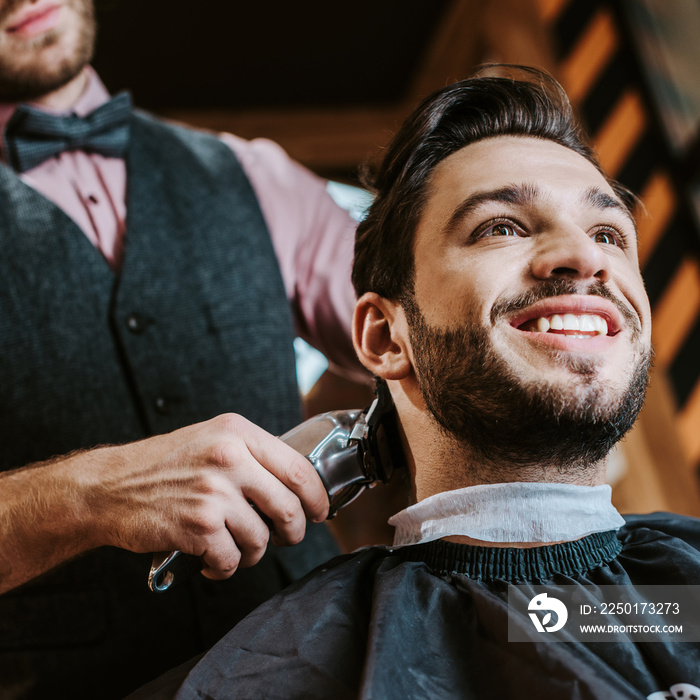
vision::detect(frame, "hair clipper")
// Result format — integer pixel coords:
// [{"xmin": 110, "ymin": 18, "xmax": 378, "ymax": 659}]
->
[{"xmin": 148, "ymin": 381, "xmax": 404, "ymax": 592}]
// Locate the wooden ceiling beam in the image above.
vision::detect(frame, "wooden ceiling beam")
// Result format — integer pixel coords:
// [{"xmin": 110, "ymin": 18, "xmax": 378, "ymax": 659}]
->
[
  {"xmin": 405, "ymin": 0, "xmax": 486, "ymax": 102},
  {"xmin": 482, "ymin": 0, "xmax": 557, "ymax": 73},
  {"xmin": 162, "ymin": 105, "xmax": 401, "ymax": 174}
]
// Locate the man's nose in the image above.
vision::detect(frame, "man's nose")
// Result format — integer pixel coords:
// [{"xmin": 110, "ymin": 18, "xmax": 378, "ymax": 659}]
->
[{"xmin": 529, "ymin": 227, "xmax": 611, "ymax": 284}]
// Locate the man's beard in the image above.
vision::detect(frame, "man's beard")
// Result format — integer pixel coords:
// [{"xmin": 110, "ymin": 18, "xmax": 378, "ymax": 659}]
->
[
  {"xmin": 0, "ymin": 0, "xmax": 95, "ymax": 101},
  {"xmin": 403, "ymin": 279, "xmax": 652, "ymax": 479}
]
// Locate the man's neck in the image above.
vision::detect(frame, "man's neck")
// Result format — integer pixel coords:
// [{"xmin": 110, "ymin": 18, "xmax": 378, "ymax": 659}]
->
[
  {"xmin": 29, "ymin": 67, "xmax": 89, "ymax": 110},
  {"xmin": 396, "ymin": 396, "xmax": 607, "ymax": 503},
  {"xmin": 411, "ymin": 438, "xmax": 608, "ymax": 502}
]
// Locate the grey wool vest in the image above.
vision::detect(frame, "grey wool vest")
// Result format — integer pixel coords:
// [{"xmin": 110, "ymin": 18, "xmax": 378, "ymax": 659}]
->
[{"xmin": 0, "ymin": 112, "xmax": 339, "ymax": 699}]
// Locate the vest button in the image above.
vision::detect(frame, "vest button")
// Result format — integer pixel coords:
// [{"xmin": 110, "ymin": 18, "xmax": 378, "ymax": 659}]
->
[
  {"xmin": 126, "ymin": 312, "xmax": 147, "ymax": 334},
  {"xmin": 154, "ymin": 397, "xmax": 169, "ymax": 414}
]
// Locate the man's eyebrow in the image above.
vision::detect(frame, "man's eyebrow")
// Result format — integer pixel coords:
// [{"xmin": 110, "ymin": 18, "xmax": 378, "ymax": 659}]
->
[
  {"xmin": 444, "ymin": 184, "xmax": 540, "ymax": 236},
  {"xmin": 582, "ymin": 187, "xmax": 638, "ymax": 230},
  {"xmin": 443, "ymin": 183, "xmax": 639, "ymax": 237}
]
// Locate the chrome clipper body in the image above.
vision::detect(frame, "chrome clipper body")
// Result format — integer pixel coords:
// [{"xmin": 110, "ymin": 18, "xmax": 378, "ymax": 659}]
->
[{"xmin": 149, "ymin": 381, "xmax": 404, "ymax": 592}]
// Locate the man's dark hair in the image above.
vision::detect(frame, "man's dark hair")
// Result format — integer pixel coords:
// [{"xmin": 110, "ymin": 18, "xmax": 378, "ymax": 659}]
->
[{"xmin": 352, "ymin": 65, "xmax": 637, "ymax": 301}]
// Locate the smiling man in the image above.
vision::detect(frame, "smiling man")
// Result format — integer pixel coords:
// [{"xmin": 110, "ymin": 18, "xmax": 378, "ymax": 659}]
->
[
  {"xmin": 377, "ymin": 135, "xmax": 651, "ymax": 495},
  {"xmin": 139, "ymin": 68, "xmax": 700, "ymax": 700}
]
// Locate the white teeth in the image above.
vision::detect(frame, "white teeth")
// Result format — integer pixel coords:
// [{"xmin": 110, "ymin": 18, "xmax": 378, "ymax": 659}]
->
[
  {"xmin": 579, "ymin": 315, "xmax": 596, "ymax": 332},
  {"xmin": 562, "ymin": 313, "xmax": 578, "ymax": 330},
  {"xmin": 528, "ymin": 314, "xmax": 608, "ymax": 336}
]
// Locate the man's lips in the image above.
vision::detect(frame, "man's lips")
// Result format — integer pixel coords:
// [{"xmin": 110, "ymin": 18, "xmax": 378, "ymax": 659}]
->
[
  {"xmin": 6, "ymin": 1, "xmax": 61, "ymax": 38},
  {"xmin": 507, "ymin": 295, "xmax": 625, "ymax": 339}
]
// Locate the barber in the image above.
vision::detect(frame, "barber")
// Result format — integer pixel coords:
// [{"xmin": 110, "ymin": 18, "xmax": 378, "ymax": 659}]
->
[{"xmin": 0, "ymin": 0, "xmax": 363, "ymax": 697}]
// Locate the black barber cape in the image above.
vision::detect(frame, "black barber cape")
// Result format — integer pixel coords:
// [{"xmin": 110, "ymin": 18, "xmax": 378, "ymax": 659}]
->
[{"xmin": 133, "ymin": 513, "xmax": 700, "ymax": 700}]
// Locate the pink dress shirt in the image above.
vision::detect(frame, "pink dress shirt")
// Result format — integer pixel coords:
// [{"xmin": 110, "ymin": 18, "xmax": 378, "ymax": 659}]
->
[{"xmin": 0, "ymin": 68, "xmax": 364, "ymax": 379}]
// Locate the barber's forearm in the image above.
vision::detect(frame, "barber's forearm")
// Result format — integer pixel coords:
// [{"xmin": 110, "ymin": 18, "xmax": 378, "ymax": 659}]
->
[
  {"xmin": 0, "ymin": 414, "xmax": 331, "ymax": 595},
  {"xmin": 0, "ymin": 449, "xmax": 100, "ymax": 594}
]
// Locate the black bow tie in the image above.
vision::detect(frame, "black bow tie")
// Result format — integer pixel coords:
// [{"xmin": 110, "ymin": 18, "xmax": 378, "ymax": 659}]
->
[{"xmin": 4, "ymin": 91, "xmax": 132, "ymax": 173}]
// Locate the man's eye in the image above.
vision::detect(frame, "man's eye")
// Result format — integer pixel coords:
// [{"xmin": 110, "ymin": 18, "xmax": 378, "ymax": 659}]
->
[
  {"xmin": 486, "ymin": 223, "xmax": 518, "ymax": 237},
  {"xmin": 593, "ymin": 230, "xmax": 619, "ymax": 246}
]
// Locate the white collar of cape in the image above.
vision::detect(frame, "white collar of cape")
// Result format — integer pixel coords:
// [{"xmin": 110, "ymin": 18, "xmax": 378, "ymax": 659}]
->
[{"xmin": 388, "ymin": 482, "xmax": 625, "ymax": 548}]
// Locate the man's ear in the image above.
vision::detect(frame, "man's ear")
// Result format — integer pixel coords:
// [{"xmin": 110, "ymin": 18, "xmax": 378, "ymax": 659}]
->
[{"xmin": 353, "ymin": 292, "xmax": 412, "ymax": 380}]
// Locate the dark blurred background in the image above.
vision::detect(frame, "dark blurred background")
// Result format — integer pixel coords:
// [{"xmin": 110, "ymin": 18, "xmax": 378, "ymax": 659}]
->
[{"xmin": 93, "ymin": 0, "xmax": 447, "ymax": 111}]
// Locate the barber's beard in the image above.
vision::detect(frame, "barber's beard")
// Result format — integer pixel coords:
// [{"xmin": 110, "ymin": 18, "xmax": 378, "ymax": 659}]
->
[
  {"xmin": 403, "ymin": 281, "xmax": 652, "ymax": 479},
  {"xmin": 0, "ymin": 0, "xmax": 95, "ymax": 101}
]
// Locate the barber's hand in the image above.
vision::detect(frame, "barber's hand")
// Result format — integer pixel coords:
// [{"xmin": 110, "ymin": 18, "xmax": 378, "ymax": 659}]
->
[{"xmin": 83, "ymin": 414, "xmax": 329, "ymax": 580}]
